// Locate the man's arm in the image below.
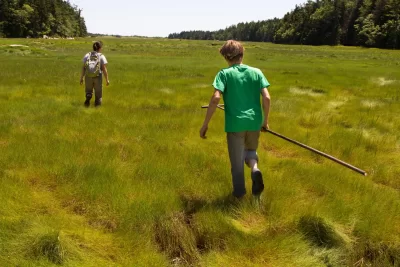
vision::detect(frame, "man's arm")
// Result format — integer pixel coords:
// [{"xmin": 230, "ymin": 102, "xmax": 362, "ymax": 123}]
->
[
  {"xmin": 102, "ymin": 64, "xmax": 110, "ymax": 86},
  {"xmin": 261, "ymin": 87, "xmax": 271, "ymax": 131},
  {"xmin": 200, "ymin": 89, "xmax": 222, "ymax": 139},
  {"xmin": 80, "ymin": 65, "xmax": 85, "ymax": 85}
]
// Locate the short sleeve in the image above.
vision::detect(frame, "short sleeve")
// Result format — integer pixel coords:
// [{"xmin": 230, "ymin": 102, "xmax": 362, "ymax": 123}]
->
[
  {"xmin": 101, "ymin": 55, "xmax": 108, "ymax": 65},
  {"xmin": 82, "ymin": 54, "xmax": 88, "ymax": 64},
  {"xmin": 212, "ymin": 70, "xmax": 226, "ymax": 93},
  {"xmin": 259, "ymin": 71, "xmax": 270, "ymax": 89}
]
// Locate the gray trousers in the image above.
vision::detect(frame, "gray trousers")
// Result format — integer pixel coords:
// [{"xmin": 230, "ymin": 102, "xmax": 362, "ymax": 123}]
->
[
  {"xmin": 227, "ymin": 131, "xmax": 260, "ymax": 197},
  {"xmin": 85, "ymin": 75, "xmax": 103, "ymax": 104}
]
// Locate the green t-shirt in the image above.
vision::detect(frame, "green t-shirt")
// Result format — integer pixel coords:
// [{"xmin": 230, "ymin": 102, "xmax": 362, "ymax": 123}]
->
[{"xmin": 213, "ymin": 64, "xmax": 270, "ymax": 132}]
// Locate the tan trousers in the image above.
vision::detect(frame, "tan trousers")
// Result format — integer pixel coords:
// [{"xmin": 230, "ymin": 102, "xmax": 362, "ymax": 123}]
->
[{"xmin": 85, "ymin": 75, "xmax": 103, "ymax": 105}]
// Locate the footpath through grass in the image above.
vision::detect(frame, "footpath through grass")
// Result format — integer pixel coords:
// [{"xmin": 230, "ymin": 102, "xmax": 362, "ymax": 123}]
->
[{"xmin": 0, "ymin": 38, "xmax": 399, "ymax": 266}]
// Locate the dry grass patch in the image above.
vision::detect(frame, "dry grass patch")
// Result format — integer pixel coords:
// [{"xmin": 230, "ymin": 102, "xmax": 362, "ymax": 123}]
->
[
  {"xmin": 374, "ymin": 77, "xmax": 396, "ymax": 86},
  {"xmin": 289, "ymin": 87, "xmax": 326, "ymax": 97}
]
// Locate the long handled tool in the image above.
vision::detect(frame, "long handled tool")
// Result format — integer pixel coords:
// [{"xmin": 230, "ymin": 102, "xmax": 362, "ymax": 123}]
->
[
  {"xmin": 201, "ymin": 104, "xmax": 367, "ymax": 176},
  {"xmin": 201, "ymin": 104, "xmax": 225, "ymax": 111},
  {"xmin": 262, "ymin": 128, "xmax": 367, "ymax": 176}
]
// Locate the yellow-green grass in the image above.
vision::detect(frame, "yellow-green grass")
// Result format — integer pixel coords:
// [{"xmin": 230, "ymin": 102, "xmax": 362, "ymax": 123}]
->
[{"xmin": 0, "ymin": 38, "xmax": 399, "ymax": 266}]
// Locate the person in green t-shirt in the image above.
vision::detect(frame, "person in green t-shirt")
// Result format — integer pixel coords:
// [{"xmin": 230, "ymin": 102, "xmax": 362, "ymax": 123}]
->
[{"xmin": 200, "ymin": 40, "xmax": 271, "ymax": 199}]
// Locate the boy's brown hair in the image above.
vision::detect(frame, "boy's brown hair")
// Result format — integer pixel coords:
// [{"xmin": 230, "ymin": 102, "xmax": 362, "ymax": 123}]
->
[{"xmin": 219, "ymin": 40, "xmax": 244, "ymax": 62}]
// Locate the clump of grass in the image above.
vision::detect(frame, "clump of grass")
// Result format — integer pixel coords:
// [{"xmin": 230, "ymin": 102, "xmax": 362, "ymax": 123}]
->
[
  {"xmin": 154, "ymin": 212, "xmax": 200, "ymax": 265},
  {"xmin": 350, "ymin": 241, "xmax": 400, "ymax": 266},
  {"xmin": 311, "ymin": 248, "xmax": 347, "ymax": 267},
  {"xmin": 298, "ymin": 215, "xmax": 344, "ymax": 248},
  {"xmin": 154, "ymin": 206, "xmax": 230, "ymax": 266},
  {"xmin": 29, "ymin": 230, "xmax": 65, "ymax": 264}
]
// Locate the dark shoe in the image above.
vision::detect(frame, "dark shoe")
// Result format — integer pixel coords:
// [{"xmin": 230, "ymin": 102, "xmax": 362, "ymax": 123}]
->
[
  {"xmin": 84, "ymin": 99, "xmax": 90, "ymax": 107},
  {"xmin": 251, "ymin": 169, "xmax": 264, "ymax": 196},
  {"xmin": 232, "ymin": 191, "xmax": 246, "ymax": 199}
]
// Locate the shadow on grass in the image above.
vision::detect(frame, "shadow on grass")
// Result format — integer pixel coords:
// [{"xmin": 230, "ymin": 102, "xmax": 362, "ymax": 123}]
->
[
  {"xmin": 180, "ymin": 192, "xmax": 242, "ymax": 216},
  {"xmin": 298, "ymin": 215, "xmax": 344, "ymax": 249}
]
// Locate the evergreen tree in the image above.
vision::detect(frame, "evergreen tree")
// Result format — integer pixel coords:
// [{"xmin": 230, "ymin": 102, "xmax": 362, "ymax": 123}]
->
[
  {"xmin": 168, "ymin": 0, "xmax": 400, "ymax": 49},
  {"xmin": 0, "ymin": 0, "xmax": 87, "ymax": 38}
]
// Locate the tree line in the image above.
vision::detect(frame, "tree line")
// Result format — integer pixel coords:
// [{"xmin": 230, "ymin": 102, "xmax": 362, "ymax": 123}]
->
[
  {"xmin": 0, "ymin": 0, "xmax": 87, "ymax": 38},
  {"xmin": 168, "ymin": 0, "xmax": 400, "ymax": 49}
]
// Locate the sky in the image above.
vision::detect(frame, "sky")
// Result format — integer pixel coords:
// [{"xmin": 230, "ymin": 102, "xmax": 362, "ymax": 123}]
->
[{"xmin": 71, "ymin": 0, "xmax": 307, "ymax": 37}]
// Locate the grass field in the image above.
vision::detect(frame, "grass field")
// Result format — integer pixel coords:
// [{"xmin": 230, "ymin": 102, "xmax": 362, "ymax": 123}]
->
[{"xmin": 0, "ymin": 37, "xmax": 399, "ymax": 267}]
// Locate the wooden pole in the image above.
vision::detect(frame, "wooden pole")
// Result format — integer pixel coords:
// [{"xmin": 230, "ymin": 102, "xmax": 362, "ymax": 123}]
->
[
  {"xmin": 201, "ymin": 105, "xmax": 367, "ymax": 176},
  {"xmin": 263, "ymin": 128, "xmax": 367, "ymax": 176},
  {"xmin": 201, "ymin": 104, "xmax": 225, "ymax": 110}
]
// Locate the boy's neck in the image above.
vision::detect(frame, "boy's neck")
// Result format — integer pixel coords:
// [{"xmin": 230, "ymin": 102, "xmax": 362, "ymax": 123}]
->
[
  {"xmin": 227, "ymin": 58, "xmax": 243, "ymax": 66},
  {"xmin": 228, "ymin": 61, "xmax": 242, "ymax": 67}
]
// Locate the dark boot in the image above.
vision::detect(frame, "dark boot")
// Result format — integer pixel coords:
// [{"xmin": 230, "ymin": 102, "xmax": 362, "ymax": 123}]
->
[
  {"xmin": 84, "ymin": 93, "xmax": 92, "ymax": 107},
  {"xmin": 94, "ymin": 98, "xmax": 102, "ymax": 107},
  {"xmin": 251, "ymin": 169, "xmax": 264, "ymax": 196}
]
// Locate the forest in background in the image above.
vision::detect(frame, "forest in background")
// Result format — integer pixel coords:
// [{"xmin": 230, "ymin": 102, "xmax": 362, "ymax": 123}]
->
[
  {"xmin": 0, "ymin": 0, "xmax": 87, "ymax": 38},
  {"xmin": 168, "ymin": 0, "xmax": 400, "ymax": 49}
]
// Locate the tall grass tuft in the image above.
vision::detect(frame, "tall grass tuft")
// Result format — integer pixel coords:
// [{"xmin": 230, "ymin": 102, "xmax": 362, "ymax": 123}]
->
[
  {"xmin": 298, "ymin": 215, "xmax": 344, "ymax": 248},
  {"xmin": 29, "ymin": 230, "xmax": 65, "ymax": 264},
  {"xmin": 154, "ymin": 212, "xmax": 200, "ymax": 265},
  {"xmin": 350, "ymin": 241, "xmax": 400, "ymax": 266}
]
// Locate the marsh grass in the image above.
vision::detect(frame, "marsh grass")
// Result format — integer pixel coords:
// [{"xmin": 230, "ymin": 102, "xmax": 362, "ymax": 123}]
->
[{"xmin": 0, "ymin": 38, "xmax": 399, "ymax": 266}]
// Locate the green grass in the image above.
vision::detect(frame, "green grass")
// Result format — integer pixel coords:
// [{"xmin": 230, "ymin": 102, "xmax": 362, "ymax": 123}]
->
[{"xmin": 0, "ymin": 38, "xmax": 399, "ymax": 266}]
